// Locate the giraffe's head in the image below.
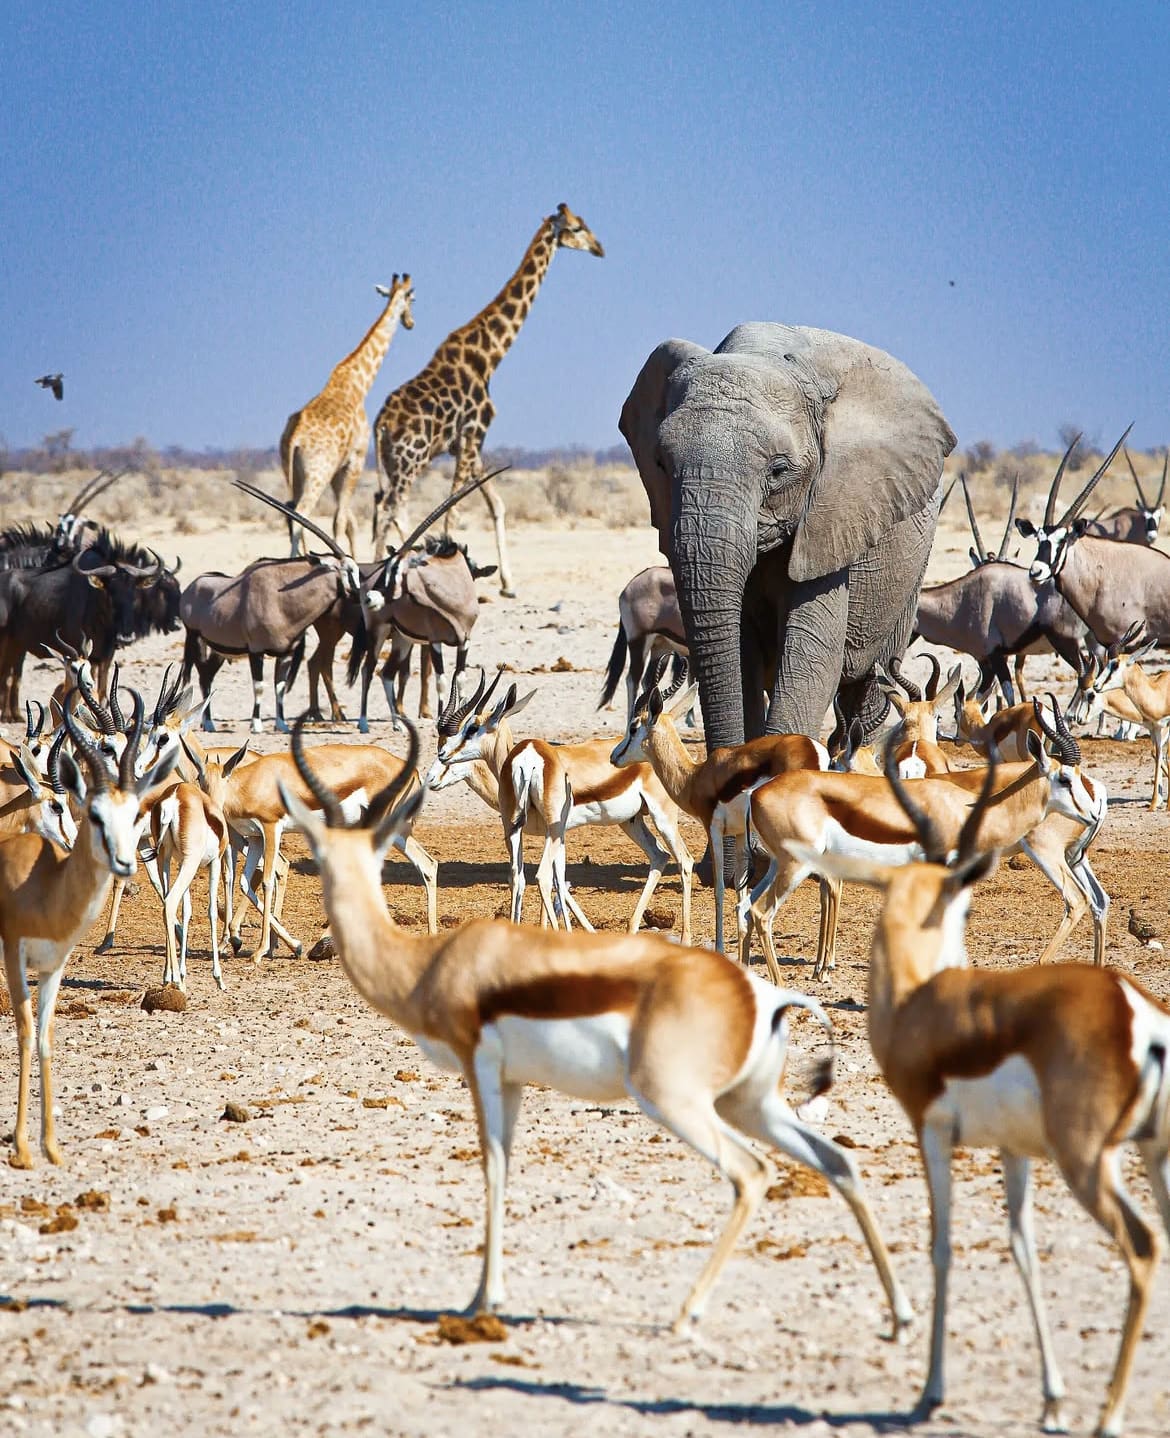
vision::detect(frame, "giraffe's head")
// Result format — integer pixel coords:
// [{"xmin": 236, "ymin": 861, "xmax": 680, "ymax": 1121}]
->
[
  {"xmin": 375, "ymin": 274, "xmax": 416, "ymax": 330},
  {"xmin": 551, "ymin": 203, "xmax": 604, "ymax": 258}
]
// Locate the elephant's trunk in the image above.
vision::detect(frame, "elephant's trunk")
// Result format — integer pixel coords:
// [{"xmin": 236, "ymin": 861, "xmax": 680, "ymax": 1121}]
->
[{"xmin": 671, "ymin": 470, "xmax": 756, "ymax": 750}]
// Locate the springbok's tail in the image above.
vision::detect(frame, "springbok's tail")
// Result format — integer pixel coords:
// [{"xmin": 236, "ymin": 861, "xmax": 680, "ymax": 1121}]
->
[
  {"xmin": 599, "ymin": 624, "xmax": 627, "ymax": 710},
  {"xmin": 773, "ymin": 992, "xmax": 837, "ymax": 1102}
]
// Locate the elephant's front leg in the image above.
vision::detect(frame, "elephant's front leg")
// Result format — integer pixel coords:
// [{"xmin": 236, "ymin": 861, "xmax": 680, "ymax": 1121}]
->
[{"xmin": 766, "ymin": 570, "xmax": 849, "ymax": 737}]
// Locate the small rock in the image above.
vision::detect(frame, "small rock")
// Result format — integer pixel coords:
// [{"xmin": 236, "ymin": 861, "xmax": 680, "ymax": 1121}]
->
[
  {"xmin": 142, "ymin": 1363, "xmax": 170, "ymax": 1385},
  {"xmin": 1007, "ymin": 853, "xmax": 1030, "ymax": 871},
  {"xmin": 1128, "ymin": 908, "xmax": 1160, "ymax": 943},
  {"xmin": 550, "ymin": 656, "xmax": 574, "ymax": 673},
  {"xmin": 222, "ymin": 1101, "xmax": 250, "ymax": 1124},
  {"xmin": 75, "ymin": 1190, "xmax": 111, "ymax": 1212},
  {"xmin": 145, "ymin": 1105, "xmax": 169, "ymax": 1122},
  {"xmin": 142, "ymin": 986, "xmax": 186, "ymax": 1014},
  {"xmin": 115, "ymin": 1094, "xmax": 132, "ymax": 1108},
  {"xmin": 1149, "ymin": 940, "xmax": 1164, "ymax": 952},
  {"xmin": 307, "ymin": 935, "xmax": 336, "ymax": 962}
]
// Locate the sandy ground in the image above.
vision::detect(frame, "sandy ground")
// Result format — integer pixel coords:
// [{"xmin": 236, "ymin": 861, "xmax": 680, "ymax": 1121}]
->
[{"xmin": 1, "ymin": 500, "xmax": 1169, "ymax": 1438}]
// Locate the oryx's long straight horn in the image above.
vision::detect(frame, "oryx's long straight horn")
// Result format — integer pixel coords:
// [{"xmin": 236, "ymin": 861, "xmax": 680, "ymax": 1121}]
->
[
  {"xmin": 389, "ymin": 466, "xmax": 512, "ymax": 564},
  {"xmin": 998, "ymin": 473, "xmax": 1020, "ymax": 559},
  {"xmin": 1058, "ymin": 424, "xmax": 1134, "ymax": 528},
  {"xmin": 233, "ymin": 479, "xmax": 348, "ymax": 560},
  {"xmin": 959, "ymin": 474, "xmax": 988, "ymax": 560},
  {"xmin": 1125, "ymin": 448, "xmax": 1150, "ymax": 510},
  {"xmin": 1159, "ymin": 450, "xmax": 1168, "ymax": 509},
  {"xmin": 1044, "ymin": 434, "xmax": 1081, "ymax": 526}
]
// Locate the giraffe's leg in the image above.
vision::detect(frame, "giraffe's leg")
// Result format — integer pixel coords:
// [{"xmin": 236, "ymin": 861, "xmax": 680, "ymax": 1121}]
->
[{"xmin": 453, "ymin": 434, "xmax": 515, "ymax": 597}]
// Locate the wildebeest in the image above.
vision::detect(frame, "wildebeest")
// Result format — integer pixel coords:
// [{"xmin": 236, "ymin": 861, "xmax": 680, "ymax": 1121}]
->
[{"xmin": 0, "ymin": 534, "xmax": 176, "ymax": 721}]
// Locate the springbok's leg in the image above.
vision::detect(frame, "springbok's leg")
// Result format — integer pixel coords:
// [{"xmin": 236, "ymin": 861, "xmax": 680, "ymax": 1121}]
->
[
  {"xmin": 1001, "ymin": 1152, "xmax": 1066, "ymax": 1431},
  {"xmin": 620, "ymin": 815, "xmax": 670, "ymax": 934},
  {"xmin": 33, "ymin": 962, "xmax": 67, "ymax": 1166},
  {"xmin": 207, "ymin": 848, "xmax": 225, "ymax": 989},
  {"xmin": 464, "ymin": 1053, "xmax": 524, "ymax": 1315},
  {"xmin": 6, "ymin": 943, "xmax": 35, "ymax": 1169},
  {"xmin": 643, "ymin": 796, "xmax": 694, "ymax": 944},
  {"xmin": 390, "ymin": 833, "xmax": 440, "ymax": 935}
]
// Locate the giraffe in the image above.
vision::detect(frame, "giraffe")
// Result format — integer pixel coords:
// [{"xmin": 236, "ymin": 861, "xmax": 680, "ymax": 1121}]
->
[
  {"xmin": 280, "ymin": 275, "xmax": 415, "ymax": 557},
  {"xmin": 372, "ymin": 204, "xmax": 604, "ymax": 595}
]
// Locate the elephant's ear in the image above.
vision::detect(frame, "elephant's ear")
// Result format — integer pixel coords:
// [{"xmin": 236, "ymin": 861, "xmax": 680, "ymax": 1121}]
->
[
  {"xmin": 788, "ymin": 351, "xmax": 956, "ymax": 583},
  {"xmin": 619, "ymin": 338, "xmax": 708, "ymax": 554}
]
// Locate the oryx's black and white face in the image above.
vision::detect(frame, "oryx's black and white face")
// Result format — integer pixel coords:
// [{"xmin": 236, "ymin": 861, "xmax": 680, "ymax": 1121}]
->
[
  {"xmin": 1015, "ymin": 517, "xmax": 1082, "ymax": 585},
  {"xmin": 1143, "ymin": 505, "xmax": 1165, "ymax": 544}
]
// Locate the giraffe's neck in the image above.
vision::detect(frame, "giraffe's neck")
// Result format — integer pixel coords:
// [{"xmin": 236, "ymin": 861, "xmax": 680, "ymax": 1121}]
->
[
  {"xmin": 332, "ymin": 296, "xmax": 406, "ymax": 401},
  {"xmin": 458, "ymin": 218, "xmax": 558, "ymax": 371}
]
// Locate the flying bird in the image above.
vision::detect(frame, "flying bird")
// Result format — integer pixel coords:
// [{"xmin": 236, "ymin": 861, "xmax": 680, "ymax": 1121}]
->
[{"xmin": 35, "ymin": 373, "xmax": 64, "ymax": 401}]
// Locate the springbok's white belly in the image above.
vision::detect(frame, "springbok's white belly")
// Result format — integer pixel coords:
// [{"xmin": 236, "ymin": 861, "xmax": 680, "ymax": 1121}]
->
[
  {"xmin": 490, "ymin": 1014, "xmax": 632, "ymax": 1100},
  {"xmin": 925, "ymin": 1055, "xmax": 1047, "ymax": 1155},
  {"xmin": 415, "ymin": 1035, "xmax": 463, "ymax": 1074}
]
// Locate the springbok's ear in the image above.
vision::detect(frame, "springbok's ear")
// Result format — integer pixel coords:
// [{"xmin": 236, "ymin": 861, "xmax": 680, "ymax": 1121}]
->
[
  {"xmin": 781, "ymin": 839, "xmax": 891, "ymax": 889},
  {"xmin": 13, "ymin": 745, "xmax": 43, "ymax": 799},
  {"xmin": 1015, "ymin": 517, "xmax": 1036, "ymax": 537},
  {"xmin": 373, "ymin": 785, "xmax": 426, "ymax": 854},
  {"xmin": 934, "ymin": 665, "xmax": 963, "ymax": 709},
  {"xmin": 1025, "ymin": 728, "xmax": 1052, "ymax": 770},
  {"xmin": 138, "ymin": 745, "xmax": 179, "ymax": 797},
  {"xmin": 668, "ymin": 682, "xmax": 700, "ymax": 719},
  {"xmin": 278, "ymin": 777, "xmax": 326, "ymax": 841},
  {"xmin": 947, "ymin": 849, "xmax": 999, "ymax": 891},
  {"xmin": 180, "ymin": 734, "xmax": 207, "ymax": 783},
  {"xmin": 58, "ymin": 751, "xmax": 86, "ymax": 805},
  {"xmin": 505, "ymin": 690, "xmax": 537, "ymax": 719},
  {"xmin": 224, "ymin": 740, "xmax": 251, "ymax": 776}
]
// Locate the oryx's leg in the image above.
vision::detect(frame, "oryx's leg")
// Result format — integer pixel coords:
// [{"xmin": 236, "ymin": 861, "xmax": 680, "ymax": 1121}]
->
[
  {"xmin": 248, "ymin": 653, "xmax": 266, "ymax": 734},
  {"xmin": 379, "ymin": 633, "xmax": 413, "ymax": 733}
]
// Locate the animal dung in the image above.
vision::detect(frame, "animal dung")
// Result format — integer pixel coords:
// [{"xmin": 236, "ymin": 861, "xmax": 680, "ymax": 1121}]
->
[
  {"xmin": 142, "ymin": 985, "xmax": 186, "ymax": 1014},
  {"xmin": 435, "ymin": 1313, "xmax": 508, "ymax": 1345}
]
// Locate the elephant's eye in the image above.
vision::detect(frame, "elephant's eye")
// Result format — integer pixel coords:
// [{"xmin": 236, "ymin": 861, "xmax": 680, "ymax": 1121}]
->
[{"xmin": 768, "ymin": 455, "xmax": 794, "ymax": 481}]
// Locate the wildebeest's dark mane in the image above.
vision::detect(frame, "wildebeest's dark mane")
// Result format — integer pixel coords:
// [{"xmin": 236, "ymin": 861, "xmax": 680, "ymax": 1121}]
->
[{"xmin": 0, "ymin": 521, "xmax": 57, "ymax": 552}]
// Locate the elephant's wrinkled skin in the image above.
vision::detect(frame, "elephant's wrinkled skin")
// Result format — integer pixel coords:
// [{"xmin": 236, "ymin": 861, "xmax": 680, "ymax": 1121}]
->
[{"xmin": 619, "ymin": 323, "xmax": 955, "ymax": 752}]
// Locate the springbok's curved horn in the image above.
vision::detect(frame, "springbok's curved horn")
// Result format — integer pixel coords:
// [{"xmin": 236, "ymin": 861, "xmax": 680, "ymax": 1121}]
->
[
  {"xmin": 233, "ymin": 480, "xmax": 348, "ymax": 561},
  {"xmin": 77, "ymin": 669, "xmax": 117, "ymax": 736},
  {"xmin": 47, "ymin": 728, "xmax": 67, "ymax": 796},
  {"xmin": 1044, "ymin": 435, "xmax": 1081, "ymax": 526},
  {"xmin": 883, "ymin": 734, "xmax": 947, "ymax": 864},
  {"xmin": 118, "ymin": 688, "xmax": 145, "ymax": 790},
  {"xmin": 63, "ymin": 689, "xmax": 111, "ymax": 794},
  {"xmin": 1125, "ymin": 448, "xmax": 1150, "ymax": 510},
  {"xmin": 389, "ymin": 466, "xmax": 512, "ymax": 565},
  {"xmin": 639, "ymin": 653, "xmax": 671, "ymax": 709},
  {"xmin": 437, "ymin": 666, "xmax": 486, "ymax": 737},
  {"xmin": 25, "ymin": 700, "xmax": 45, "ymax": 741},
  {"xmin": 923, "ymin": 653, "xmax": 942, "ymax": 701},
  {"xmin": 954, "ymin": 751, "xmax": 1000, "ymax": 867},
  {"xmin": 888, "ymin": 656, "xmax": 922, "ymax": 703},
  {"xmin": 1051, "ymin": 693, "xmax": 1082, "ymax": 766},
  {"xmin": 1058, "ymin": 425, "xmax": 1134, "ymax": 528},
  {"xmin": 51, "ymin": 630, "xmax": 82, "ymax": 663},
  {"xmin": 290, "ymin": 715, "xmax": 346, "ymax": 827},
  {"xmin": 366, "ymin": 716, "xmax": 421, "ymax": 828},
  {"xmin": 997, "ymin": 473, "xmax": 1020, "ymax": 559},
  {"xmin": 959, "ymin": 474, "xmax": 989, "ymax": 561},
  {"xmin": 108, "ymin": 665, "xmax": 126, "ymax": 733}
]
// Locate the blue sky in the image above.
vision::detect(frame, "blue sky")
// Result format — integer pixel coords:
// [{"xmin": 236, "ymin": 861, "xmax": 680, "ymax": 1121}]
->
[{"xmin": 3, "ymin": 1, "xmax": 1167, "ymax": 455}]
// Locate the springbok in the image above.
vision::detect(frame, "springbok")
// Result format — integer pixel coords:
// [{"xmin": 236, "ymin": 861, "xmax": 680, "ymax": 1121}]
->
[
  {"xmin": 1016, "ymin": 428, "xmax": 1170, "ymax": 646},
  {"xmin": 276, "ymin": 714, "xmax": 912, "ymax": 1336},
  {"xmin": 741, "ymin": 703, "xmax": 1101, "ymax": 982},
  {"xmin": 0, "ymin": 689, "xmax": 176, "ymax": 1167},
  {"xmin": 427, "ymin": 671, "xmax": 693, "ymax": 939},
  {"xmin": 877, "ymin": 654, "xmax": 961, "ymax": 777},
  {"xmin": 610, "ymin": 662, "xmax": 827, "ymax": 955},
  {"xmin": 915, "ymin": 472, "xmax": 1096, "ymax": 703},
  {"xmin": 792, "ymin": 757, "xmax": 1170, "ymax": 1438}
]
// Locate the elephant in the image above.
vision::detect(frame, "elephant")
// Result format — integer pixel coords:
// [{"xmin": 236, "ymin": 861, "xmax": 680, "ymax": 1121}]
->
[{"xmin": 619, "ymin": 323, "xmax": 956, "ymax": 754}]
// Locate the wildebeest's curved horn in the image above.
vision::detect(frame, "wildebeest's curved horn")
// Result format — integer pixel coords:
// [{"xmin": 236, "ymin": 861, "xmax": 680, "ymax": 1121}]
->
[
  {"xmin": 72, "ymin": 549, "xmax": 116, "ymax": 579},
  {"xmin": 121, "ymin": 549, "xmax": 162, "ymax": 579},
  {"xmin": 1058, "ymin": 425, "xmax": 1134, "ymax": 528}
]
